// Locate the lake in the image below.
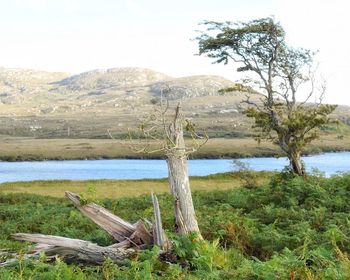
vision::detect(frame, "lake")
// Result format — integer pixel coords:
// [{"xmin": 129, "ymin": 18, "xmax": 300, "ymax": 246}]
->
[{"xmin": 0, "ymin": 152, "xmax": 349, "ymax": 183}]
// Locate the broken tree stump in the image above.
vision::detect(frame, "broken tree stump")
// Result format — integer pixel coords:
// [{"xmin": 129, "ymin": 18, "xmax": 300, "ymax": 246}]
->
[{"xmin": 0, "ymin": 191, "xmax": 170, "ymax": 266}]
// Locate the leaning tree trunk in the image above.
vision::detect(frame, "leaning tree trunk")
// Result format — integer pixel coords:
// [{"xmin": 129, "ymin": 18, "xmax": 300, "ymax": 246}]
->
[
  {"xmin": 279, "ymin": 135, "xmax": 305, "ymax": 176},
  {"xmin": 288, "ymin": 149, "xmax": 305, "ymax": 176},
  {"xmin": 166, "ymin": 103, "xmax": 201, "ymax": 236}
]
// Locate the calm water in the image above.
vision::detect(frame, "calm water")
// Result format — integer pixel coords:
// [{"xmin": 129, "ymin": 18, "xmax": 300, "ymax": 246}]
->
[{"xmin": 0, "ymin": 152, "xmax": 349, "ymax": 183}]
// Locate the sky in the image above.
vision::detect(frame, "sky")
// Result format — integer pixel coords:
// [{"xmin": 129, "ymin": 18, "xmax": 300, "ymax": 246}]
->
[{"xmin": 0, "ymin": 0, "xmax": 349, "ymax": 105}]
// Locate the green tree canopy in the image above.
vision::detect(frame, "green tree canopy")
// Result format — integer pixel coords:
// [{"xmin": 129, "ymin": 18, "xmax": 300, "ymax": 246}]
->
[{"xmin": 196, "ymin": 17, "xmax": 337, "ymax": 175}]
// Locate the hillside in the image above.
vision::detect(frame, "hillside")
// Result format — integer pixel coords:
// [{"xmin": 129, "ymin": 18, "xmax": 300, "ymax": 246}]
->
[
  {"xmin": 150, "ymin": 75, "xmax": 237, "ymax": 99},
  {"xmin": 0, "ymin": 67, "xmax": 348, "ymax": 139},
  {"xmin": 56, "ymin": 67, "xmax": 171, "ymax": 91}
]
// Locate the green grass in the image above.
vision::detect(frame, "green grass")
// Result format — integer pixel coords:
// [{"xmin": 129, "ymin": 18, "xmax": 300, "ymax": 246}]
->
[
  {"xmin": 1, "ymin": 173, "xmax": 350, "ymax": 279},
  {"xmin": 0, "ymin": 172, "xmax": 270, "ymax": 198}
]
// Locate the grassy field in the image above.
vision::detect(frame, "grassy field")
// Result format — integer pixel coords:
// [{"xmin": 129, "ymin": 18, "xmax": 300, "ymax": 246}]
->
[
  {"xmin": 0, "ymin": 134, "xmax": 349, "ymax": 161},
  {"xmin": 1, "ymin": 173, "xmax": 350, "ymax": 279},
  {"xmin": 0, "ymin": 172, "xmax": 271, "ymax": 198}
]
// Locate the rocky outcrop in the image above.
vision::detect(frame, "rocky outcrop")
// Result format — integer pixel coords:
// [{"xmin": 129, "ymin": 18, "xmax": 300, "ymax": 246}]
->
[
  {"xmin": 56, "ymin": 67, "xmax": 171, "ymax": 90},
  {"xmin": 150, "ymin": 75, "xmax": 236, "ymax": 99}
]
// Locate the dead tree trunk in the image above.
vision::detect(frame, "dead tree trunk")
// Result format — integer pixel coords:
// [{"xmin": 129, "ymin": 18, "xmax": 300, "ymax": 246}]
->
[
  {"xmin": 167, "ymin": 155, "xmax": 200, "ymax": 234},
  {"xmin": 166, "ymin": 103, "xmax": 201, "ymax": 235}
]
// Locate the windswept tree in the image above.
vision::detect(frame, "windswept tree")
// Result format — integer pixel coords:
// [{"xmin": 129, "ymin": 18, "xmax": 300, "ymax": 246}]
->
[{"xmin": 196, "ymin": 17, "xmax": 336, "ymax": 176}]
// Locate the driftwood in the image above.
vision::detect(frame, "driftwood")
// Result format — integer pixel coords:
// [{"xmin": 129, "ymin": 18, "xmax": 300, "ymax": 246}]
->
[{"xmin": 0, "ymin": 191, "xmax": 170, "ymax": 267}]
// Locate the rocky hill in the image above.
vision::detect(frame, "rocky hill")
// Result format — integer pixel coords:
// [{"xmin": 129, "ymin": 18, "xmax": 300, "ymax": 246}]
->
[
  {"xmin": 0, "ymin": 68, "xmax": 68, "ymax": 105},
  {"xmin": 0, "ymin": 67, "xmax": 348, "ymax": 139},
  {"xmin": 56, "ymin": 68, "xmax": 171, "ymax": 91}
]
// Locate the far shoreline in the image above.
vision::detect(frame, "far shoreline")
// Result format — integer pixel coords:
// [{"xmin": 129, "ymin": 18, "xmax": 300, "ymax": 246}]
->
[
  {"xmin": 0, "ymin": 136, "xmax": 349, "ymax": 162},
  {"xmin": 1, "ymin": 149, "xmax": 349, "ymax": 163}
]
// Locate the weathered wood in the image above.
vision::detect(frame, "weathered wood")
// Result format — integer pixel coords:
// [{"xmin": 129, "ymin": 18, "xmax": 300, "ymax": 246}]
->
[
  {"xmin": 12, "ymin": 233, "xmax": 135, "ymax": 265},
  {"xmin": 1, "ymin": 192, "xmax": 173, "ymax": 267},
  {"xmin": 152, "ymin": 192, "xmax": 166, "ymax": 249},
  {"xmin": 129, "ymin": 220, "xmax": 153, "ymax": 246},
  {"xmin": 166, "ymin": 103, "xmax": 201, "ymax": 236},
  {"xmin": 167, "ymin": 155, "xmax": 200, "ymax": 234},
  {"xmin": 65, "ymin": 191, "xmax": 136, "ymax": 242},
  {"xmin": 0, "ymin": 244, "xmax": 55, "ymax": 267}
]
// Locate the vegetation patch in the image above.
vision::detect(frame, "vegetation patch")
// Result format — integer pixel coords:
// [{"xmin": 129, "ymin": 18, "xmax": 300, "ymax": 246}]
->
[{"xmin": 1, "ymin": 173, "xmax": 350, "ymax": 278}]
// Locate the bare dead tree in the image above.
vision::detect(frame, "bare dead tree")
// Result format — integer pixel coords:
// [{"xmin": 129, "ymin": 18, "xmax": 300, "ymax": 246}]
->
[
  {"xmin": 129, "ymin": 95, "xmax": 208, "ymax": 236},
  {"xmin": 165, "ymin": 103, "xmax": 203, "ymax": 235}
]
